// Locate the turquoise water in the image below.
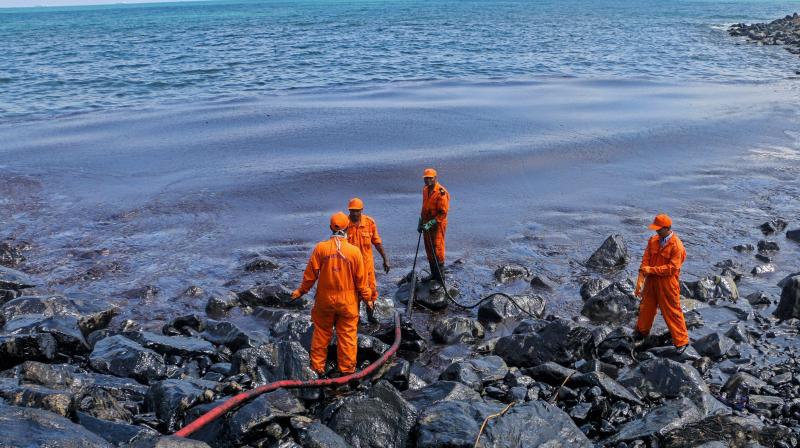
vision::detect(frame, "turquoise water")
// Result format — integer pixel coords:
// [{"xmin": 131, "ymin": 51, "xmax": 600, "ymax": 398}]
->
[{"xmin": 1, "ymin": 0, "xmax": 799, "ymax": 121}]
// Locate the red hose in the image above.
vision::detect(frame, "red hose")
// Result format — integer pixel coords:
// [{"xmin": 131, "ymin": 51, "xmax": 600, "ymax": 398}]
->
[{"xmin": 175, "ymin": 311, "xmax": 402, "ymax": 438}]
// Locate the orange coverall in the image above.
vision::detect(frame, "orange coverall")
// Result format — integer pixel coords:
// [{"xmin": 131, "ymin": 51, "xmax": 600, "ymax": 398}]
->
[
  {"xmin": 635, "ymin": 233, "xmax": 689, "ymax": 347},
  {"xmin": 295, "ymin": 236, "xmax": 371, "ymax": 374},
  {"xmin": 421, "ymin": 182, "xmax": 450, "ymax": 265},
  {"xmin": 346, "ymin": 214, "xmax": 382, "ymax": 303}
]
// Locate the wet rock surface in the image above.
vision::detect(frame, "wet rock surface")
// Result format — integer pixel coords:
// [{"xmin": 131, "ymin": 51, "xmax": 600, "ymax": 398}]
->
[
  {"xmin": 586, "ymin": 234, "xmax": 629, "ymax": 269},
  {"xmin": 730, "ymin": 13, "xmax": 800, "ymax": 60}
]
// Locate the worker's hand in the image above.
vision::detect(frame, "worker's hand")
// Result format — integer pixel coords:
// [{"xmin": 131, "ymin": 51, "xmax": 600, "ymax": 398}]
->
[
  {"xmin": 634, "ymin": 286, "xmax": 642, "ymax": 298},
  {"xmin": 641, "ymin": 266, "xmax": 653, "ymax": 275},
  {"xmin": 383, "ymin": 260, "xmax": 391, "ymax": 273},
  {"xmin": 291, "ymin": 289, "xmax": 302, "ymax": 300},
  {"xmin": 422, "ymin": 219, "xmax": 437, "ymax": 231}
]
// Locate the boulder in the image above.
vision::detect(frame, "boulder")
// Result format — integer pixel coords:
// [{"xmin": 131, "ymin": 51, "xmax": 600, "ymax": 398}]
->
[
  {"xmin": 752, "ymin": 263, "xmax": 776, "ymax": 276},
  {"xmin": 721, "ymin": 371, "xmax": 769, "ymax": 398},
  {"xmin": 439, "ymin": 356, "xmax": 508, "ymax": 391},
  {"xmin": 123, "ymin": 332, "xmax": 217, "ymax": 359},
  {"xmin": 402, "ymin": 380, "xmax": 481, "ymax": 409},
  {"xmin": 759, "ymin": 218, "xmax": 788, "ymax": 235},
  {"xmin": 787, "ymin": 228, "xmax": 800, "ymax": 242},
  {"xmin": 231, "ymin": 340, "xmax": 318, "ymax": 400},
  {"xmin": 603, "ymin": 397, "xmax": 703, "ymax": 445},
  {"xmin": 163, "ymin": 314, "xmax": 205, "ymax": 336},
  {"xmin": 253, "ymin": 308, "xmax": 313, "ymax": 349},
  {"xmin": 77, "ymin": 411, "xmax": 158, "ymax": 446},
  {"xmin": 774, "ymin": 274, "xmax": 800, "ymax": 320},
  {"xmin": 745, "ymin": 291, "xmax": 772, "ymax": 306},
  {"xmin": 619, "ymin": 358, "xmax": 727, "ymax": 415},
  {"xmin": 477, "ymin": 294, "xmax": 545, "ymax": 324},
  {"xmin": 586, "ymin": 234, "xmax": 629, "ymax": 269},
  {"xmin": 145, "ymin": 379, "xmax": 209, "ymax": 432},
  {"xmin": 415, "ymin": 280, "xmax": 453, "ymax": 311},
  {"xmin": 89, "ymin": 335, "xmax": 166, "ymax": 384},
  {"xmin": 76, "ymin": 388, "xmax": 133, "ymax": 422},
  {"xmin": 529, "ymin": 274, "xmax": 557, "ymax": 291},
  {"xmin": 732, "ymin": 243, "xmax": 754, "ymax": 252},
  {"xmin": 692, "ymin": 332, "xmax": 736, "ymax": 360},
  {"xmin": 478, "ymin": 400, "xmax": 592, "ymax": 447},
  {"xmin": 0, "ymin": 241, "xmax": 25, "ymax": 267},
  {"xmin": 415, "ymin": 400, "xmax": 504, "ymax": 448},
  {"xmin": 0, "ymin": 266, "xmax": 36, "ymax": 290},
  {"xmin": 661, "ymin": 413, "xmax": 786, "ymax": 448},
  {"xmin": 581, "ymin": 281, "xmax": 638, "ymax": 323},
  {"xmin": 682, "ymin": 275, "xmax": 738, "ymax": 302},
  {"xmin": 0, "ymin": 295, "xmax": 117, "ymax": 334},
  {"xmin": 237, "ymin": 284, "xmax": 306, "ymax": 309},
  {"xmin": 431, "ymin": 317, "xmax": 484, "ymax": 344},
  {"xmin": 291, "ymin": 417, "xmax": 351, "ymax": 448},
  {"xmin": 384, "ymin": 358, "xmax": 411, "ymax": 391},
  {"xmin": 0, "ymin": 379, "xmax": 74, "ymax": 417},
  {"xmin": 0, "ymin": 333, "xmax": 57, "ymax": 369},
  {"xmin": 204, "ymin": 290, "xmax": 240, "ymax": 317},
  {"xmin": 4, "ymin": 315, "xmax": 89, "ymax": 354},
  {"xmin": 494, "ymin": 319, "xmax": 593, "ymax": 367},
  {"xmin": 494, "ymin": 265, "xmax": 530, "ymax": 283},
  {"xmin": 757, "ymin": 239, "xmax": 780, "ymax": 252},
  {"xmin": 243, "ymin": 257, "xmax": 279, "ymax": 272},
  {"xmin": 579, "ymin": 278, "xmax": 611, "ymax": 301},
  {"xmin": 524, "ymin": 362, "xmax": 576, "ymax": 385},
  {"xmin": 201, "ymin": 320, "xmax": 269, "ymax": 351},
  {"xmin": 0, "ymin": 403, "xmax": 112, "ymax": 447},
  {"xmin": 569, "ymin": 371, "xmax": 643, "ymax": 405},
  {"xmin": 325, "ymin": 380, "xmax": 417, "ymax": 448}
]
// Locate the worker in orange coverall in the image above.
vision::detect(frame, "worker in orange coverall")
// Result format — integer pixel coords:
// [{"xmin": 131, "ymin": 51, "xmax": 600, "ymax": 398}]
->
[
  {"xmin": 634, "ymin": 213, "xmax": 690, "ymax": 352},
  {"xmin": 291, "ymin": 212, "xmax": 371, "ymax": 376},
  {"xmin": 418, "ymin": 168, "xmax": 450, "ymax": 283},
  {"xmin": 346, "ymin": 197, "xmax": 390, "ymax": 324}
]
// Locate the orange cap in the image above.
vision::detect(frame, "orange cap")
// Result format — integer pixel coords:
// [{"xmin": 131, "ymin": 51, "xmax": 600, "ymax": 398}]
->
[
  {"xmin": 348, "ymin": 197, "xmax": 364, "ymax": 210},
  {"xmin": 423, "ymin": 168, "xmax": 437, "ymax": 178},
  {"xmin": 330, "ymin": 212, "xmax": 349, "ymax": 231},
  {"xmin": 648, "ymin": 214, "xmax": 672, "ymax": 230}
]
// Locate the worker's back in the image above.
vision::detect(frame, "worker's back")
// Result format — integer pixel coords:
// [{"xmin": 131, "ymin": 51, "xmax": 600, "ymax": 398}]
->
[{"xmin": 312, "ymin": 238, "xmax": 363, "ymax": 298}]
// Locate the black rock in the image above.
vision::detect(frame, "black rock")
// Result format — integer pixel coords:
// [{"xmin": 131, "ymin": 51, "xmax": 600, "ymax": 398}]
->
[
  {"xmin": 755, "ymin": 253, "xmax": 772, "ymax": 263},
  {"xmin": 201, "ymin": 320, "xmax": 269, "ymax": 351},
  {"xmin": 0, "ymin": 333, "xmax": 57, "ymax": 369},
  {"xmin": 0, "ymin": 266, "xmax": 36, "ymax": 290},
  {"xmin": 682, "ymin": 275, "xmax": 738, "ymax": 302},
  {"xmin": 402, "ymin": 380, "xmax": 481, "ymax": 409},
  {"xmin": 619, "ymin": 358, "xmax": 727, "ymax": 415},
  {"xmin": 0, "ymin": 294, "xmax": 117, "ymax": 334},
  {"xmin": 733, "ymin": 243, "xmax": 754, "ymax": 252},
  {"xmin": 326, "ymin": 380, "xmax": 417, "ymax": 448},
  {"xmin": 760, "ymin": 218, "xmax": 788, "ymax": 235},
  {"xmin": 775, "ymin": 274, "xmax": 800, "ymax": 320},
  {"xmin": 603, "ymin": 397, "xmax": 703, "ymax": 445},
  {"xmin": 747, "ymin": 394, "xmax": 785, "ymax": 416},
  {"xmin": 586, "ymin": 234, "xmax": 629, "ymax": 270},
  {"xmin": 0, "ymin": 242, "xmax": 25, "ymax": 267},
  {"xmin": 478, "ymin": 400, "xmax": 592, "ymax": 447},
  {"xmin": 524, "ymin": 362, "xmax": 576, "ymax": 385},
  {"xmin": 722, "ymin": 371, "xmax": 768, "ymax": 398},
  {"xmin": 415, "ymin": 399, "xmax": 504, "ymax": 448},
  {"xmin": 494, "ymin": 264, "xmax": 530, "ymax": 283},
  {"xmin": 243, "ymin": 257, "xmax": 279, "ymax": 272},
  {"xmin": 123, "ymin": 331, "xmax": 217, "ymax": 359},
  {"xmin": 89, "ymin": 335, "xmax": 167, "ymax": 384},
  {"xmin": 415, "ymin": 280, "xmax": 453, "ymax": 311},
  {"xmin": 494, "ymin": 319, "xmax": 593, "ymax": 367},
  {"xmin": 576, "ymin": 359, "xmax": 619, "ymax": 379},
  {"xmin": 231, "ymin": 340, "xmax": 318, "ymax": 400},
  {"xmin": 4, "ymin": 315, "xmax": 89, "ymax": 354},
  {"xmin": 570, "ymin": 371, "xmax": 643, "ymax": 405},
  {"xmin": 431, "ymin": 316, "xmax": 485, "ymax": 344},
  {"xmin": 145, "ymin": 379, "xmax": 209, "ymax": 432},
  {"xmin": 253, "ymin": 308, "xmax": 313, "ymax": 349},
  {"xmin": 745, "ymin": 291, "xmax": 772, "ymax": 306},
  {"xmin": 125, "ymin": 434, "xmax": 212, "ymax": 448},
  {"xmin": 477, "ymin": 293, "xmax": 545, "ymax": 324},
  {"xmin": 0, "ymin": 403, "xmax": 112, "ymax": 447},
  {"xmin": 77, "ymin": 411, "xmax": 158, "ymax": 446},
  {"xmin": 77, "ymin": 387, "xmax": 133, "ymax": 422},
  {"xmin": 164, "ymin": 314, "xmax": 205, "ymax": 336},
  {"xmin": 724, "ymin": 322, "xmax": 751, "ymax": 343},
  {"xmin": 384, "ymin": 358, "xmax": 411, "ymax": 391},
  {"xmin": 0, "ymin": 379, "xmax": 75, "ymax": 417},
  {"xmin": 692, "ymin": 332, "xmax": 736, "ymax": 360},
  {"xmin": 579, "ymin": 278, "xmax": 611, "ymax": 301},
  {"xmin": 752, "ymin": 263, "xmax": 776, "ymax": 276},
  {"xmin": 0, "ymin": 288, "xmax": 19, "ymax": 306},
  {"xmin": 787, "ymin": 228, "xmax": 800, "ymax": 242},
  {"xmin": 581, "ymin": 281, "xmax": 638, "ymax": 323},
  {"xmin": 757, "ymin": 239, "xmax": 780, "ymax": 252},
  {"xmin": 204, "ymin": 290, "xmax": 240, "ymax": 317},
  {"xmin": 291, "ymin": 417, "xmax": 351, "ymax": 448},
  {"xmin": 662, "ymin": 413, "xmax": 786, "ymax": 448},
  {"xmin": 439, "ymin": 355, "xmax": 508, "ymax": 391},
  {"xmin": 530, "ymin": 274, "xmax": 557, "ymax": 291},
  {"xmin": 237, "ymin": 284, "xmax": 305, "ymax": 309}
]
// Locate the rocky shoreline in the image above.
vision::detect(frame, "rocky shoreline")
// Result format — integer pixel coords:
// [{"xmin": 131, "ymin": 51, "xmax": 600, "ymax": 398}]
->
[
  {"xmin": 729, "ymin": 13, "xmax": 800, "ymax": 58},
  {"xmin": 2, "ymin": 214, "xmax": 800, "ymax": 448}
]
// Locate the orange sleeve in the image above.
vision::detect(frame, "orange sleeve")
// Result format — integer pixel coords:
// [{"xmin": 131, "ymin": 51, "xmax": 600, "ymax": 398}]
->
[
  {"xmin": 351, "ymin": 248, "xmax": 371, "ymax": 301},
  {"xmin": 371, "ymin": 219, "xmax": 382, "ymax": 245},
  {"xmin": 297, "ymin": 245, "xmax": 321, "ymax": 295},
  {"xmin": 437, "ymin": 190, "xmax": 449, "ymax": 220},
  {"xmin": 647, "ymin": 245, "xmax": 684, "ymax": 277}
]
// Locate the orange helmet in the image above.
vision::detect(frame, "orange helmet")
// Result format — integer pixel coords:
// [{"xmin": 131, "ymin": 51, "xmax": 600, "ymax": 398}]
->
[
  {"xmin": 648, "ymin": 214, "xmax": 673, "ymax": 230},
  {"xmin": 330, "ymin": 212, "xmax": 349, "ymax": 231},
  {"xmin": 348, "ymin": 197, "xmax": 364, "ymax": 210},
  {"xmin": 423, "ymin": 168, "xmax": 437, "ymax": 178}
]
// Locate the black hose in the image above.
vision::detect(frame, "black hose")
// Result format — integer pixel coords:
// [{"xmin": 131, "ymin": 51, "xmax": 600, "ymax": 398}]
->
[{"xmin": 422, "ymin": 229, "xmax": 542, "ymax": 319}]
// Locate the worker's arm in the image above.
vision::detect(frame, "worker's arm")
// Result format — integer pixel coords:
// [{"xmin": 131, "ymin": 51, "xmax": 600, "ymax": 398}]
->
[
  {"xmin": 371, "ymin": 221, "xmax": 390, "ymax": 273},
  {"xmin": 642, "ymin": 246, "xmax": 683, "ymax": 277},
  {"xmin": 436, "ymin": 190, "xmax": 449, "ymax": 221},
  {"xmin": 352, "ymin": 250, "xmax": 372, "ymax": 304},
  {"xmin": 639, "ymin": 240, "xmax": 652, "ymax": 273},
  {"xmin": 293, "ymin": 247, "xmax": 320, "ymax": 297}
]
